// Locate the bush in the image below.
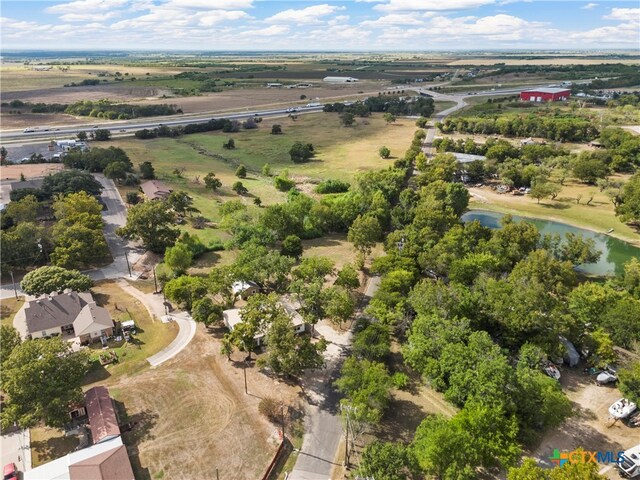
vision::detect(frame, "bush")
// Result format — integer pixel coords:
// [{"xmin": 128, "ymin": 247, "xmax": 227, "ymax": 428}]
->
[
  {"xmin": 235, "ymin": 165, "xmax": 247, "ymax": 178},
  {"xmin": 232, "ymin": 181, "xmax": 248, "ymax": 195},
  {"xmin": 274, "ymin": 173, "xmax": 295, "ymax": 192},
  {"xmin": 258, "ymin": 397, "xmax": 282, "ymax": 424},
  {"xmin": 315, "ymin": 179, "xmax": 350, "ymax": 194},
  {"xmin": 392, "ymin": 372, "xmax": 410, "ymax": 390},
  {"xmin": 271, "ymin": 124, "xmax": 282, "ymax": 135},
  {"xmin": 126, "ymin": 192, "xmax": 140, "ymax": 205},
  {"xmin": 379, "ymin": 146, "xmax": 391, "ymax": 159},
  {"xmin": 289, "ymin": 141, "xmax": 314, "ymax": 163}
]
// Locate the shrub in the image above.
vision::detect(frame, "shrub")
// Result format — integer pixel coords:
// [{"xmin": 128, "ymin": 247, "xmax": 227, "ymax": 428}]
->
[
  {"xmin": 315, "ymin": 179, "xmax": 350, "ymax": 194},
  {"xmin": 392, "ymin": 372, "xmax": 410, "ymax": 390},
  {"xmin": 258, "ymin": 397, "xmax": 282, "ymax": 424}
]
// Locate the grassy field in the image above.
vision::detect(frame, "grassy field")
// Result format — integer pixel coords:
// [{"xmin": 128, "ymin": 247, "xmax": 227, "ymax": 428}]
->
[
  {"xmin": 1, "ymin": 297, "xmax": 24, "ymax": 328},
  {"xmin": 84, "ymin": 281, "xmax": 178, "ymax": 385},
  {"xmin": 112, "ymin": 112, "xmax": 417, "ymax": 245}
]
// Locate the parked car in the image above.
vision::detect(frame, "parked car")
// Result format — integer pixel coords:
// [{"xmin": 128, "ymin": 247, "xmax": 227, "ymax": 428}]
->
[{"xmin": 3, "ymin": 463, "xmax": 17, "ymax": 480}]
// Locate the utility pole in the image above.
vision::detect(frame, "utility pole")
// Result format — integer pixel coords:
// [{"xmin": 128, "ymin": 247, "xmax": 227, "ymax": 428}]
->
[
  {"xmin": 9, "ymin": 270, "xmax": 18, "ymax": 300},
  {"xmin": 153, "ymin": 264, "xmax": 158, "ymax": 293},
  {"xmin": 281, "ymin": 403, "xmax": 286, "ymax": 439},
  {"xmin": 124, "ymin": 250, "xmax": 132, "ymax": 277}
]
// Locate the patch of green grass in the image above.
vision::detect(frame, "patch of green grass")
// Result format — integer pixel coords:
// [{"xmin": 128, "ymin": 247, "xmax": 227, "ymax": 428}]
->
[
  {"xmin": 1, "ymin": 296, "xmax": 24, "ymax": 328},
  {"xmin": 30, "ymin": 427, "xmax": 79, "ymax": 467},
  {"xmin": 433, "ymin": 101, "xmax": 457, "ymax": 113},
  {"xmin": 83, "ymin": 281, "xmax": 178, "ymax": 385}
]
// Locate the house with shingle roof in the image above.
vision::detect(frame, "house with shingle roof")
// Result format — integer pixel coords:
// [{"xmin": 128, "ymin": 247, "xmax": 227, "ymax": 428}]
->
[
  {"xmin": 140, "ymin": 179, "xmax": 172, "ymax": 201},
  {"xmin": 13, "ymin": 291, "xmax": 113, "ymax": 344}
]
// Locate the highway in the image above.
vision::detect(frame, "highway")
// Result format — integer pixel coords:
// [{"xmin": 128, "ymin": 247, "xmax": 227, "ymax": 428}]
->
[
  {"xmin": 0, "ymin": 82, "xmax": 558, "ymax": 146},
  {"xmin": 0, "ymin": 105, "xmax": 325, "ymax": 143}
]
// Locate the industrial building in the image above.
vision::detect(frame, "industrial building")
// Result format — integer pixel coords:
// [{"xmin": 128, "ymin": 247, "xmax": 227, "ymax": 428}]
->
[{"xmin": 520, "ymin": 88, "xmax": 570, "ymax": 102}]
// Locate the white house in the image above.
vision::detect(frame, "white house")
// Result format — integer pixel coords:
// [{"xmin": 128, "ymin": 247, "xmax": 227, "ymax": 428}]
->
[{"xmin": 232, "ymin": 281, "xmax": 260, "ymax": 300}]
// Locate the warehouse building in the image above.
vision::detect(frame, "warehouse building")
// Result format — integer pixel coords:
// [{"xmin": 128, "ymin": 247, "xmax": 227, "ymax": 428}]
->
[
  {"xmin": 323, "ymin": 76, "xmax": 359, "ymax": 83},
  {"xmin": 520, "ymin": 88, "xmax": 570, "ymax": 102}
]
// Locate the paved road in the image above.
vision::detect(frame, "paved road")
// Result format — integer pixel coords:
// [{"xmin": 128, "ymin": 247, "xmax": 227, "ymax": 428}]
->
[
  {"xmin": 1, "ymin": 105, "xmax": 325, "ymax": 142},
  {"xmin": 117, "ymin": 279, "xmax": 197, "ymax": 367},
  {"xmin": 1, "ymin": 429, "xmax": 31, "ymax": 473},
  {"xmin": 0, "ymin": 174, "xmax": 138, "ymax": 299},
  {"xmin": 289, "ymin": 276, "xmax": 380, "ymax": 480}
]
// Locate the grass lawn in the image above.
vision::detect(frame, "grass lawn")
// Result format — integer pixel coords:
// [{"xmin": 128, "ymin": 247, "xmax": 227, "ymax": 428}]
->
[
  {"xmin": 111, "ymin": 112, "xmax": 417, "ymax": 245},
  {"xmin": 30, "ymin": 426, "xmax": 79, "ymax": 468},
  {"xmin": 83, "ymin": 281, "xmax": 178, "ymax": 385},
  {"xmin": 469, "ymin": 174, "xmax": 640, "ymax": 246},
  {"xmin": 433, "ymin": 100, "xmax": 457, "ymax": 113},
  {"xmin": 301, "ymin": 234, "xmax": 384, "ymax": 271},
  {"xmin": 1, "ymin": 296, "xmax": 25, "ymax": 328}
]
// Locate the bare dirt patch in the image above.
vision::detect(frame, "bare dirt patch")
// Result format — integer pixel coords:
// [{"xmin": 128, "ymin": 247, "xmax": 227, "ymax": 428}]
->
[
  {"xmin": 106, "ymin": 327, "xmax": 300, "ymax": 480},
  {"xmin": 531, "ymin": 368, "xmax": 640, "ymax": 478},
  {"xmin": 0, "ymin": 163, "xmax": 64, "ymax": 181}
]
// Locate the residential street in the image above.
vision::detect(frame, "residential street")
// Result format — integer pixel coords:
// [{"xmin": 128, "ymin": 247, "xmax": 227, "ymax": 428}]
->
[
  {"xmin": 0, "ymin": 174, "xmax": 138, "ymax": 299},
  {"xmin": 1, "ymin": 429, "xmax": 31, "ymax": 473},
  {"xmin": 289, "ymin": 276, "xmax": 380, "ymax": 480}
]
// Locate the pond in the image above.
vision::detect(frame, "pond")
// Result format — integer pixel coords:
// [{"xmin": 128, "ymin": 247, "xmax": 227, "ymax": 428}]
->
[{"xmin": 461, "ymin": 209, "xmax": 640, "ymax": 276}]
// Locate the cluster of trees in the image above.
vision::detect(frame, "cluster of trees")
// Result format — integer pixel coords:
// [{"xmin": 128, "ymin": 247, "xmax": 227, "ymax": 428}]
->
[
  {"xmin": 323, "ymin": 95, "xmax": 435, "ymax": 118},
  {"xmin": 64, "ymin": 99, "xmax": 180, "ymax": 119},
  {"xmin": 616, "ymin": 170, "xmax": 640, "ymax": 225},
  {"xmin": 437, "ymin": 114, "xmax": 599, "ymax": 142},
  {"xmin": 50, "ymin": 192, "xmax": 110, "ymax": 269},
  {"xmin": 134, "ymin": 117, "xmax": 254, "ymax": 140},
  {"xmin": 2, "ymin": 171, "xmax": 109, "ymax": 271},
  {"xmin": 63, "ymin": 147, "xmax": 136, "ymax": 185}
]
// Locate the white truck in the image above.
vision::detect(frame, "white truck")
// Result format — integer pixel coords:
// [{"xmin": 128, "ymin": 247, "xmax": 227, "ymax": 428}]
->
[{"xmin": 619, "ymin": 444, "xmax": 640, "ymax": 478}]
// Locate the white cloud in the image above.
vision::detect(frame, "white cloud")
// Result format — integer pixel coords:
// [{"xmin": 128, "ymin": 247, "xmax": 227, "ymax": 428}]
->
[
  {"xmin": 570, "ymin": 22, "xmax": 640, "ymax": 44},
  {"xmin": 241, "ymin": 25, "xmax": 289, "ymax": 36},
  {"xmin": 46, "ymin": 0, "xmax": 128, "ymax": 14},
  {"xmin": 197, "ymin": 10, "xmax": 250, "ymax": 26},
  {"xmin": 361, "ymin": 13, "xmax": 425, "ymax": 27},
  {"xmin": 581, "ymin": 3, "xmax": 598, "ymax": 9},
  {"xmin": 163, "ymin": 0, "xmax": 253, "ymax": 9},
  {"xmin": 59, "ymin": 11, "xmax": 121, "ymax": 22},
  {"xmin": 375, "ymin": 0, "xmax": 496, "ymax": 12},
  {"xmin": 604, "ymin": 8, "xmax": 640, "ymax": 21},
  {"xmin": 266, "ymin": 4, "xmax": 345, "ymax": 24}
]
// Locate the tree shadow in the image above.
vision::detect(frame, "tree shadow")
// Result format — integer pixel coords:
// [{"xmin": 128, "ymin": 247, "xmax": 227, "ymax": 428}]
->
[
  {"xmin": 541, "ymin": 202, "xmax": 571, "ymax": 210},
  {"xmin": 30, "ymin": 431, "xmax": 79, "ymax": 464},
  {"xmin": 82, "ymin": 360, "xmax": 111, "ymax": 385},
  {"xmin": 114, "ymin": 400, "xmax": 158, "ymax": 480},
  {"xmin": 374, "ymin": 397, "xmax": 430, "ymax": 443}
]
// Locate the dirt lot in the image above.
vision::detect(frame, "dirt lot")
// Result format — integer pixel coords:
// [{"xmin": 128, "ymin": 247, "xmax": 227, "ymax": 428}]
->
[
  {"xmin": 105, "ymin": 327, "xmax": 300, "ymax": 480},
  {"xmin": 0, "ymin": 163, "xmax": 64, "ymax": 181},
  {"xmin": 532, "ymin": 368, "xmax": 640, "ymax": 478}
]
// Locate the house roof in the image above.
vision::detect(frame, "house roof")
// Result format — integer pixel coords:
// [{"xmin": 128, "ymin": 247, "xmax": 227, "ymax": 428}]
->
[
  {"xmin": 23, "ymin": 291, "xmax": 95, "ymax": 334},
  {"xmin": 84, "ymin": 386, "xmax": 120, "ymax": 444},
  {"xmin": 140, "ymin": 180, "xmax": 172, "ymax": 200},
  {"xmin": 73, "ymin": 304, "xmax": 113, "ymax": 336},
  {"xmin": 451, "ymin": 152, "xmax": 486, "ymax": 163},
  {"xmin": 232, "ymin": 281, "xmax": 260, "ymax": 294},
  {"xmin": 223, "ymin": 308, "xmax": 243, "ymax": 330},
  {"xmin": 69, "ymin": 445, "xmax": 134, "ymax": 480},
  {"xmin": 24, "ymin": 437, "xmax": 129, "ymax": 480},
  {"xmin": 10, "ymin": 178, "xmax": 44, "ymax": 191},
  {"xmin": 522, "ymin": 87, "xmax": 570, "ymax": 94}
]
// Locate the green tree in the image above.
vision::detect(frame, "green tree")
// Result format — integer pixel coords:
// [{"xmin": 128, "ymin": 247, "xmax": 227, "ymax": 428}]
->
[
  {"xmin": 616, "ymin": 171, "xmax": 640, "ymax": 224},
  {"xmin": 379, "ymin": 146, "xmax": 391, "ymax": 159},
  {"xmin": 281, "ymin": 234, "xmax": 303, "ymax": 258},
  {"xmin": 348, "ymin": 214, "xmax": 381, "ymax": 259},
  {"xmin": 191, "ymin": 297, "xmax": 223, "ymax": 326},
  {"xmin": 227, "ymin": 293, "xmax": 276, "ymax": 358},
  {"xmin": 383, "ymin": 112, "xmax": 397, "ymax": 124},
  {"xmin": 232, "ymin": 181, "xmax": 248, "ymax": 195},
  {"xmin": 271, "ymin": 125, "xmax": 282, "ymax": 135},
  {"xmin": 126, "ymin": 192, "xmax": 140, "ymax": 205},
  {"xmin": 529, "ymin": 181, "xmax": 561, "ymax": 204},
  {"xmin": 235, "ymin": 165, "xmax": 247, "ymax": 178},
  {"xmin": 558, "ymin": 232, "xmax": 601, "ymax": 265},
  {"xmin": 51, "ymin": 223, "xmax": 109, "ymax": 269},
  {"xmin": 139, "ymin": 161, "xmax": 155, "ymax": 179},
  {"xmin": 322, "ymin": 286, "xmax": 355, "ymax": 326},
  {"xmin": 167, "ymin": 190, "xmax": 198, "ymax": 216},
  {"xmin": 335, "ymin": 357, "xmax": 392, "ymax": 423},
  {"xmin": 262, "ymin": 163, "xmax": 271, "ymax": 176},
  {"xmin": 357, "ymin": 442, "xmax": 419, "ymax": 480},
  {"xmin": 618, "ymin": 362, "xmax": 640, "ymax": 404},
  {"xmin": 223, "ymin": 138, "xmax": 235, "ymax": 149},
  {"xmin": 507, "ymin": 456, "xmax": 607, "ymax": 480},
  {"xmin": 353, "ymin": 321, "xmax": 390, "ymax": 361},
  {"xmin": 0, "ymin": 326, "xmax": 21, "ymax": 367},
  {"xmin": 1, "ymin": 337, "xmax": 90, "ymax": 429},
  {"xmin": 340, "ymin": 112, "xmax": 355, "ymax": 127},
  {"xmin": 572, "ymin": 155, "xmax": 609, "ymax": 184},
  {"xmin": 93, "ymin": 128, "xmax": 111, "ymax": 141},
  {"xmin": 42, "ymin": 170, "xmax": 102, "ymax": 198},
  {"xmin": 117, "ymin": 200, "xmax": 179, "ymax": 253},
  {"xmin": 103, "ymin": 160, "xmax": 129, "ymax": 183},
  {"xmin": 52, "ymin": 191, "xmax": 103, "ymax": 220},
  {"xmin": 601, "ymin": 296, "xmax": 640, "ymax": 349},
  {"xmin": 163, "ymin": 275, "xmax": 208, "ymax": 310},
  {"xmin": 164, "ymin": 243, "xmax": 193, "ymax": 275},
  {"xmin": 292, "ymin": 256, "xmax": 335, "ymax": 282},
  {"xmin": 335, "ymin": 264, "xmax": 360, "ymax": 290},
  {"xmin": 20, "ymin": 266, "xmax": 92, "ymax": 296},
  {"xmin": 622, "ymin": 257, "xmax": 640, "ymax": 298},
  {"xmin": 0, "ymin": 223, "xmax": 46, "ymax": 269},
  {"xmin": 76, "ymin": 131, "xmax": 87, "ymax": 141},
  {"xmin": 5, "ymin": 194, "xmax": 39, "ymax": 224},
  {"xmin": 413, "ymin": 404, "xmax": 521, "ymax": 480},
  {"xmin": 258, "ymin": 311, "xmax": 327, "ymax": 378},
  {"xmin": 208, "ymin": 265, "xmax": 237, "ymax": 307},
  {"xmin": 204, "ymin": 172, "xmax": 222, "ymax": 191},
  {"xmin": 289, "ymin": 142, "xmax": 314, "ymax": 163}
]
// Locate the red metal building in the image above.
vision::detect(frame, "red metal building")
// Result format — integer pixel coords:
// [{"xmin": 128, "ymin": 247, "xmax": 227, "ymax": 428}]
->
[{"xmin": 520, "ymin": 88, "xmax": 571, "ymax": 102}]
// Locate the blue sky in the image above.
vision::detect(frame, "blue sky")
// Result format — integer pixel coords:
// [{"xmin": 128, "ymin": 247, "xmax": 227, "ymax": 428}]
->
[{"xmin": 1, "ymin": 0, "xmax": 639, "ymax": 50}]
